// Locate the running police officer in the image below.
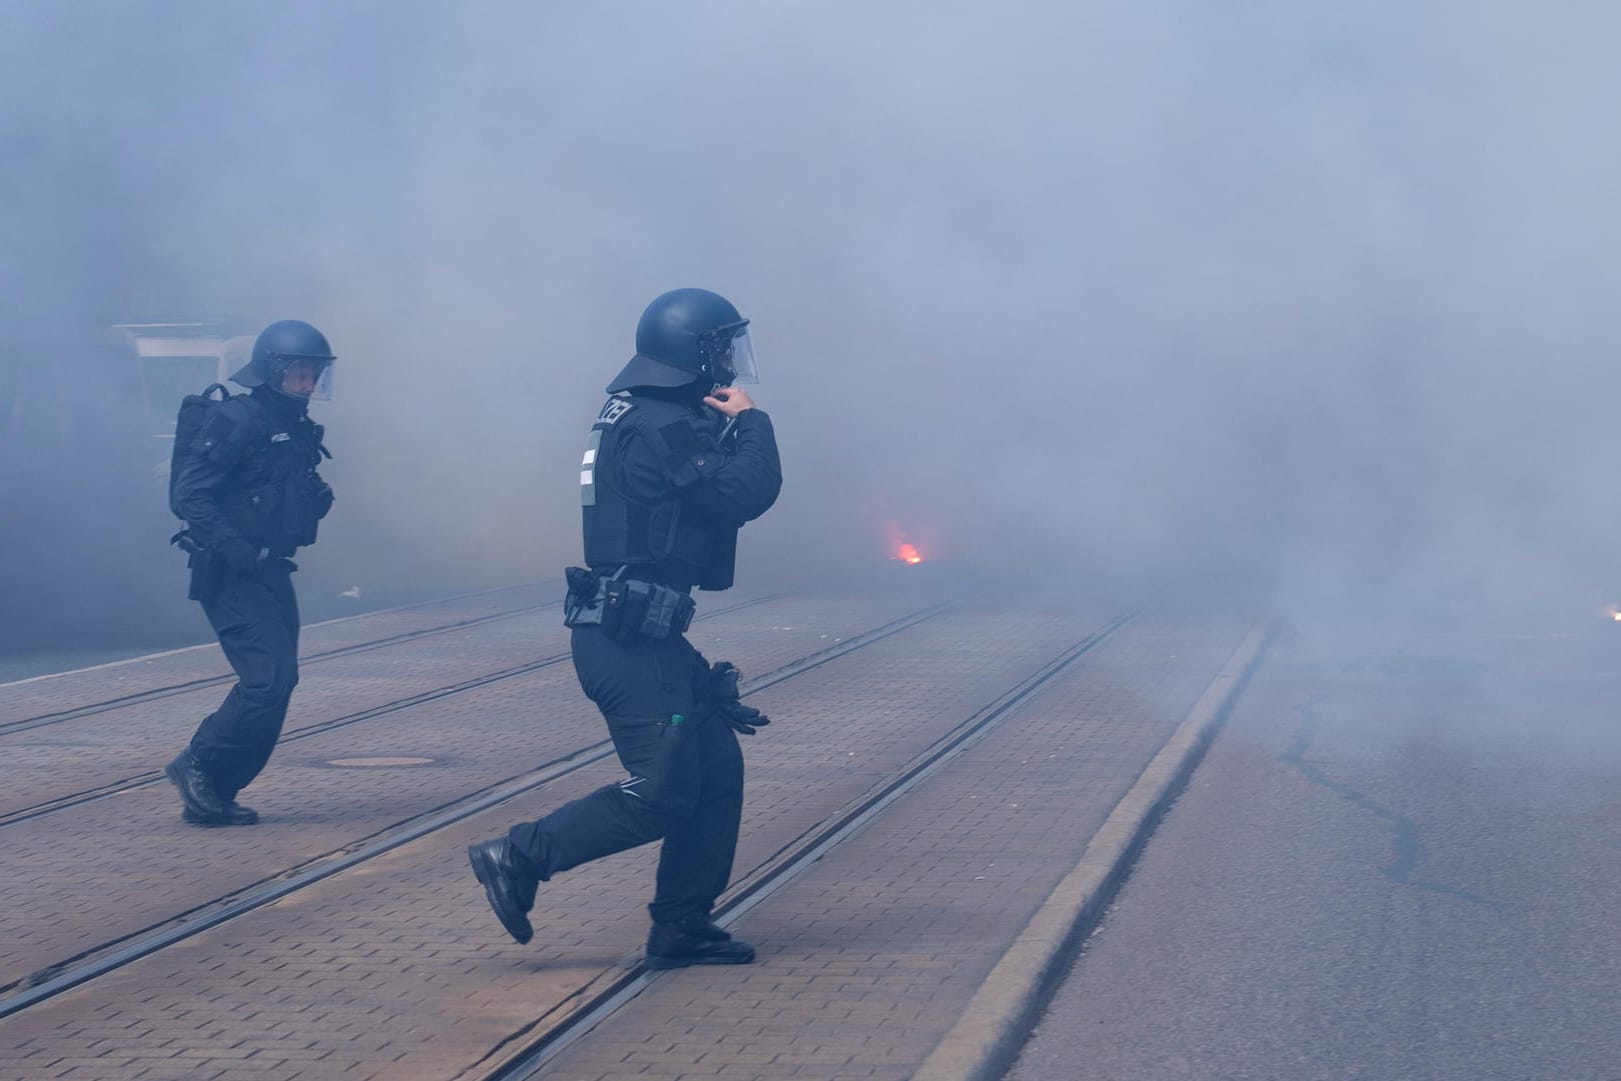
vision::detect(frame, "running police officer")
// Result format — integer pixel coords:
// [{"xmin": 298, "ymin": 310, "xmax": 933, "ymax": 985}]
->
[
  {"xmin": 164, "ymin": 319, "xmax": 335, "ymax": 827},
  {"xmin": 469, "ymin": 288, "xmax": 782, "ymax": 969}
]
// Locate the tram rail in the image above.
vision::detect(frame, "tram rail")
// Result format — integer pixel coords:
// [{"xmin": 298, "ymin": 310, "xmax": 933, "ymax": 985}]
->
[
  {"xmin": 0, "ymin": 598, "xmax": 962, "ymax": 1018},
  {"xmin": 0, "ymin": 591, "xmax": 790, "ymax": 830},
  {"xmin": 0, "ymin": 581, "xmax": 564, "ymax": 736},
  {"xmin": 473, "ymin": 612, "xmax": 1138, "ymax": 1080}
]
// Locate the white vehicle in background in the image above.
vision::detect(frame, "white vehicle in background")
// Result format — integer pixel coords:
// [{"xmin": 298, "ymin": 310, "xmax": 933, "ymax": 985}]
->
[{"xmin": 112, "ymin": 320, "xmax": 257, "ymax": 484}]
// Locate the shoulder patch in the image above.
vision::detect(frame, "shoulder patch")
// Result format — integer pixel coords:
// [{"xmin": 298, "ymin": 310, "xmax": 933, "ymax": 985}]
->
[
  {"xmin": 202, "ymin": 412, "xmax": 238, "ymax": 445},
  {"xmin": 199, "ymin": 398, "xmax": 267, "ymax": 465},
  {"xmin": 597, "ymin": 398, "xmax": 635, "ymax": 426},
  {"xmin": 658, "ymin": 420, "xmax": 701, "ymax": 456},
  {"xmin": 657, "ymin": 419, "xmax": 723, "ymax": 487}
]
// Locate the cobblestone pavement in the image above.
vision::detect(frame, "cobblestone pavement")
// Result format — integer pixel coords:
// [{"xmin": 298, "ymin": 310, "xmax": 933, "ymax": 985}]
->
[
  {"xmin": 0, "ymin": 589, "xmax": 1256, "ymax": 1081},
  {"xmin": 0, "ymin": 582, "xmax": 560, "ymax": 726},
  {"xmin": 0, "ymin": 592, "xmax": 917, "ymax": 990},
  {"xmin": 529, "ymin": 615, "xmax": 1252, "ymax": 1081},
  {"xmin": 0, "ymin": 586, "xmax": 781, "ymax": 817}
]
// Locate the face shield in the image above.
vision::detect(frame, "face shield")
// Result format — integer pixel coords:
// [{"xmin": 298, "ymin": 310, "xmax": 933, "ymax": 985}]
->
[
  {"xmin": 273, "ymin": 356, "xmax": 335, "ymax": 403},
  {"xmin": 311, "ymin": 361, "xmax": 334, "ymax": 402},
  {"xmin": 725, "ymin": 327, "xmax": 758, "ymax": 384},
  {"xmin": 703, "ymin": 322, "xmax": 758, "ymax": 387}
]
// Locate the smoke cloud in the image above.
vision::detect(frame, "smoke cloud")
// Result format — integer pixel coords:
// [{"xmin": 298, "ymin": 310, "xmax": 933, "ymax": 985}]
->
[{"xmin": 4, "ymin": 0, "xmax": 1619, "ymax": 651}]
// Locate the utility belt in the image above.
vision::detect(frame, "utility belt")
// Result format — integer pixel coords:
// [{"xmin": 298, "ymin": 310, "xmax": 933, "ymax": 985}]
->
[
  {"xmin": 562, "ymin": 566, "xmax": 696, "ymax": 641},
  {"xmin": 171, "ymin": 530, "xmax": 295, "ymax": 601}
]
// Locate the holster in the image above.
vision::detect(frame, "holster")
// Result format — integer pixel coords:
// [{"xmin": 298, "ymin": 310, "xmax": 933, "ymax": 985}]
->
[
  {"xmin": 562, "ymin": 566, "xmax": 696, "ymax": 641},
  {"xmin": 174, "ymin": 531, "xmax": 222, "ymax": 601}
]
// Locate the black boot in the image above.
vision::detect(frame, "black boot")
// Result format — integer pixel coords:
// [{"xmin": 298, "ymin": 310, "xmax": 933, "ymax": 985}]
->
[
  {"xmin": 165, "ymin": 750, "xmax": 226, "ymax": 823},
  {"xmin": 213, "ymin": 784, "xmax": 260, "ymax": 826},
  {"xmin": 645, "ymin": 919, "xmax": 755, "ymax": 969},
  {"xmin": 218, "ymin": 799, "xmax": 259, "ymax": 825},
  {"xmin": 678, "ymin": 915, "xmax": 732, "ymax": 941},
  {"xmin": 468, "ymin": 837, "xmax": 539, "ymax": 945},
  {"xmin": 184, "ymin": 800, "xmax": 259, "ymax": 827}
]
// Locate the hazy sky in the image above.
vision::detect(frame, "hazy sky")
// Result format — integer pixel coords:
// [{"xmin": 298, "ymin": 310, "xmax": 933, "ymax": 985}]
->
[{"xmin": 4, "ymin": 1, "xmax": 1619, "ymax": 640}]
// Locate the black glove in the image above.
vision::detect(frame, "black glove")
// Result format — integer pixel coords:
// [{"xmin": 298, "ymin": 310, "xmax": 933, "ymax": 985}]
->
[
  {"xmin": 704, "ymin": 661, "xmax": 743, "ymax": 703},
  {"xmin": 216, "ymin": 538, "xmax": 260, "ymax": 577},
  {"xmin": 716, "ymin": 700, "xmax": 770, "ymax": 736},
  {"xmin": 701, "ymin": 661, "xmax": 770, "ymax": 735}
]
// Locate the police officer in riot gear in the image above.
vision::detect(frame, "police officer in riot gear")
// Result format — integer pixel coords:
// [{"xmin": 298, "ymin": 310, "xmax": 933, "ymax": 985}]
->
[
  {"xmin": 468, "ymin": 288, "xmax": 782, "ymax": 968},
  {"xmin": 164, "ymin": 319, "xmax": 335, "ymax": 826}
]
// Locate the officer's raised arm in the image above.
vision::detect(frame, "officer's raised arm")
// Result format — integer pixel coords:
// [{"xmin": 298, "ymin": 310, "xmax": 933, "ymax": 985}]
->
[{"xmin": 666, "ymin": 402, "xmax": 781, "ymax": 526}]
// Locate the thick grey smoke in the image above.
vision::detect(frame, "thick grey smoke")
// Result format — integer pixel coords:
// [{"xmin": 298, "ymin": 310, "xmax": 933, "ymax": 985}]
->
[{"xmin": 4, "ymin": 0, "xmax": 1619, "ymax": 649}]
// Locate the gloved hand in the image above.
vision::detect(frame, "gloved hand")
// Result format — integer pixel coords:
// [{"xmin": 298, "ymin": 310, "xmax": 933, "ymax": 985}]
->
[
  {"xmin": 216, "ymin": 538, "xmax": 260, "ymax": 576},
  {"xmin": 703, "ymin": 661, "xmax": 743, "ymax": 703},
  {"xmin": 701, "ymin": 661, "xmax": 770, "ymax": 735},
  {"xmin": 716, "ymin": 700, "xmax": 770, "ymax": 736}
]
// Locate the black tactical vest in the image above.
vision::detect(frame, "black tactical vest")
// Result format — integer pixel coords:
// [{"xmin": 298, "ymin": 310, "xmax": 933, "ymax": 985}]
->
[
  {"xmin": 580, "ymin": 394, "xmax": 739, "ymax": 590},
  {"xmin": 211, "ymin": 396, "xmax": 328, "ymax": 553}
]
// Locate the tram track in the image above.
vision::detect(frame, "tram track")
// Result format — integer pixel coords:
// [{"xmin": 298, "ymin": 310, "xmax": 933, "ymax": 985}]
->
[
  {"xmin": 470, "ymin": 610, "xmax": 1139, "ymax": 1081},
  {"xmin": 0, "ymin": 581, "xmax": 564, "ymax": 737},
  {"xmin": 0, "ymin": 591, "xmax": 792, "ymax": 831},
  {"xmin": 0, "ymin": 597, "xmax": 962, "ymax": 1019}
]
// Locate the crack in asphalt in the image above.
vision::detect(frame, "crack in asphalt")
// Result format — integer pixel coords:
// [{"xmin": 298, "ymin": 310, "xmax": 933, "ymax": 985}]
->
[{"xmin": 1280, "ymin": 694, "xmax": 1512, "ymax": 911}]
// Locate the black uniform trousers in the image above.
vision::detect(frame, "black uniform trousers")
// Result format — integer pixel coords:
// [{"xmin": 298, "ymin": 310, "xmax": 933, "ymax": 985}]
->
[
  {"xmin": 506, "ymin": 624, "xmax": 745, "ymax": 927},
  {"xmin": 188, "ymin": 561, "xmax": 301, "ymax": 801}
]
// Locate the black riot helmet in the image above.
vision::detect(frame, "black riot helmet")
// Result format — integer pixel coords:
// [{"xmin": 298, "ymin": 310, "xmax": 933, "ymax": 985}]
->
[
  {"xmin": 231, "ymin": 319, "xmax": 336, "ymax": 402},
  {"xmin": 606, "ymin": 288, "xmax": 759, "ymax": 394}
]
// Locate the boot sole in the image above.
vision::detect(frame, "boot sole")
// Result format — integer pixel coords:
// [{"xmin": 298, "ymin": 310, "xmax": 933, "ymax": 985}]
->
[
  {"xmin": 181, "ymin": 808, "xmax": 258, "ymax": 827},
  {"xmin": 467, "ymin": 845, "xmax": 534, "ymax": 945},
  {"xmin": 644, "ymin": 947, "xmax": 757, "ymax": 970}
]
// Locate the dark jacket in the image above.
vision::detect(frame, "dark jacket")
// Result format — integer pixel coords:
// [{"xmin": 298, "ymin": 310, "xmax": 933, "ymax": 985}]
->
[
  {"xmin": 582, "ymin": 392, "xmax": 781, "ymax": 590},
  {"xmin": 170, "ymin": 386, "xmax": 331, "ymax": 558}
]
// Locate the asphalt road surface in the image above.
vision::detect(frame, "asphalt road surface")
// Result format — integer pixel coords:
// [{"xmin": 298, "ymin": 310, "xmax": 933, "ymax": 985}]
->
[{"xmin": 1007, "ymin": 617, "xmax": 1621, "ymax": 1081}]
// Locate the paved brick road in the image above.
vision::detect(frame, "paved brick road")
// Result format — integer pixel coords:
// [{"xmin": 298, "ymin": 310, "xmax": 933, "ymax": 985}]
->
[
  {"xmin": 529, "ymin": 615, "xmax": 1251, "ymax": 1081},
  {"xmin": 0, "ymin": 582, "xmax": 560, "ymax": 727},
  {"xmin": 0, "ymin": 594, "xmax": 1254, "ymax": 1081},
  {"xmin": 0, "ymin": 593, "xmax": 917, "ymax": 991}
]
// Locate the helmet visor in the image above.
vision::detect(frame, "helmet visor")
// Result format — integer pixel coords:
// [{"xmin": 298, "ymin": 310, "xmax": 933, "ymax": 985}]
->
[
  {"xmin": 273, "ymin": 356, "xmax": 334, "ymax": 402},
  {"xmin": 311, "ymin": 361, "xmax": 334, "ymax": 402},
  {"xmin": 717, "ymin": 327, "xmax": 758, "ymax": 385}
]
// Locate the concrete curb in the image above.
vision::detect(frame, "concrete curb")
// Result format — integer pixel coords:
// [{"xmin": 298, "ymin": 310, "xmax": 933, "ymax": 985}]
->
[{"xmin": 910, "ymin": 621, "xmax": 1275, "ymax": 1081}]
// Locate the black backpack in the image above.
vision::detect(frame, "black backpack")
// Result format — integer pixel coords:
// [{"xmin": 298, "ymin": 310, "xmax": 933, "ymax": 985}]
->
[
  {"xmin": 168, "ymin": 384, "xmax": 233, "ymax": 555},
  {"xmin": 168, "ymin": 384, "xmax": 232, "ymax": 508}
]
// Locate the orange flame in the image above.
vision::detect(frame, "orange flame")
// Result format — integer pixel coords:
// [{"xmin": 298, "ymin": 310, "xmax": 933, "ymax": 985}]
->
[{"xmin": 884, "ymin": 520, "xmax": 925, "ymax": 565}]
